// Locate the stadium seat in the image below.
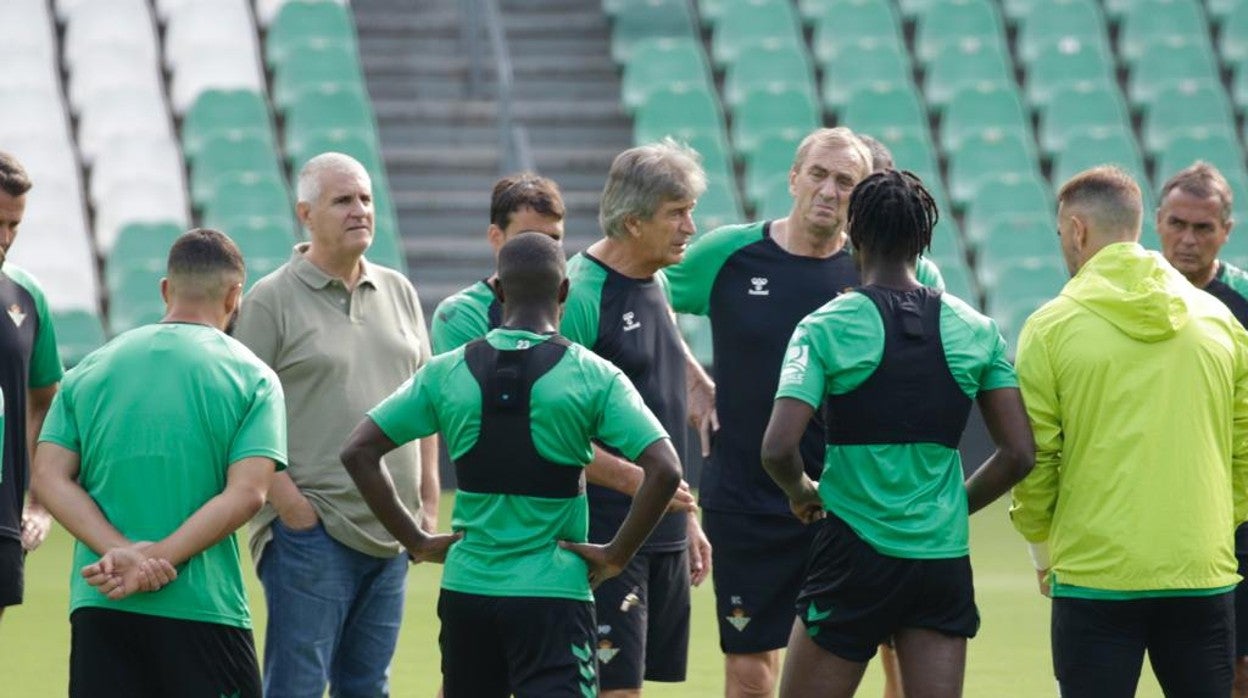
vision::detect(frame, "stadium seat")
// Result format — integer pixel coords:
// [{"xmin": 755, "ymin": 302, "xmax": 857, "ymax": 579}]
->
[
  {"xmin": 993, "ymin": 292, "xmax": 1054, "ymax": 353},
  {"xmin": 928, "ymin": 216, "xmax": 966, "ymax": 262},
  {"xmin": 190, "ymin": 131, "xmax": 287, "ymax": 208},
  {"xmin": 1037, "ymin": 83, "xmax": 1131, "ymax": 156},
  {"xmin": 164, "ymin": 0, "xmax": 260, "ymax": 70},
  {"xmin": 974, "ymin": 212, "xmax": 1059, "ymax": 274},
  {"xmin": 758, "ymin": 177, "xmax": 796, "ymax": 220},
  {"xmin": 1222, "ymin": 3, "xmax": 1248, "ymax": 64},
  {"xmin": 913, "ymin": 0, "xmax": 1005, "ymax": 65},
  {"xmin": 1051, "ymin": 129, "xmax": 1152, "ymax": 202},
  {"xmin": 1126, "ymin": 36, "xmax": 1221, "ymax": 108},
  {"xmin": 76, "ymin": 88, "xmax": 175, "ymax": 165},
  {"xmin": 700, "ymin": 0, "xmax": 792, "ymax": 28},
  {"xmin": 722, "ymin": 40, "xmax": 815, "ymax": 108},
  {"xmin": 265, "ymin": 0, "xmax": 357, "ymax": 67},
  {"xmin": 1117, "ymin": 0, "xmax": 1210, "ymax": 64},
  {"xmin": 840, "ymin": 83, "xmax": 929, "ymax": 136},
  {"xmin": 94, "ymin": 179, "xmax": 190, "ymax": 253},
  {"xmin": 170, "ymin": 54, "xmax": 267, "ymax": 116},
  {"xmin": 0, "ymin": 0, "xmax": 56, "ymax": 64},
  {"xmin": 870, "ymin": 128, "xmax": 941, "ymax": 184},
  {"xmin": 202, "ymin": 172, "xmax": 292, "ymax": 230},
  {"xmin": 1140, "ymin": 83, "xmax": 1236, "ymax": 155},
  {"xmin": 743, "ymin": 131, "xmax": 802, "ymax": 208},
  {"xmin": 632, "ymin": 83, "xmax": 726, "ymax": 144},
  {"xmin": 62, "ymin": 0, "xmax": 159, "ymax": 71},
  {"xmin": 52, "ymin": 309, "xmax": 106, "ymax": 367},
  {"xmin": 1022, "ymin": 38, "xmax": 1116, "ymax": 110},
  {"xmin": 609, "ymin": 0, "xmax": 697, "ymax": 64},
  {"xmin": 730, "ymin": 85, "xmax": 819, "ymax": 166},
  {"xmin": 677, "ymin": 313, "xmax": 713, "ymax": 366},
  {"xmin": 821, "ymin": 40, "xmax": 912, "ymax": 113},
  {"xmin": 90, "ymin": 136, "xmax": 187, "ymax": 211},
  {"xmin": 922, "ymin": 39, "xmax": 1014, "ymax": 111},
  {"xmin": 270, "ymin": 41, "xmax": 365, "ymax": 112},
  {"xmin": 938, "ymin": 258, "xmax": 978, "ymax": 306},
  {"xmin": 620, "ymin": 37, "xmax": 711, "ymax": 113},
  {"xmin": 963, "ymin": 174, "xmax": 1054, "ymax": 245},
  {"xmin": 693, "ymin": 178, "xmax": 745, "ymax": 234},
  {"xmin": 68, "ymin": 46, "xmax": 165, "ymax": 114},
  {"xmin": 985, "ymin": 257, "xmax": 1066, "ymax": 306},
  {"xmin": 285, "ymin": 128, "xmax": 385, "ymax": 175},
  {"xmin": 182, "ymin": 89, "xmax": 274, "ymax": 160},
  {"xmin": 283, "ymin": 84, "xmax": 378, "ymax": 154},
  {"xmin": 1206, "ymin": 0, "xmax": 1247, "ymax": 28},
  {"xmin": 946, "ymin": 130, "xmax": 1039, "ymax": 206},
  {"xmin": 1154, "ymin": 132, "xmax": 1248, "ymax": 191},
  {"xmin": 939, "ymin": 83, "xmax": 1030, "ymax": 153},
  {"xmin": 1231, "ymin": 57, "xmax": 1248, "ymax": 111},
  {"xmin": 710, "ymin": 0, "xmax": 804, "ymax": 67},
  {"xmin": 1014, "ymin": 0, "xmax": 1106, "ymax": 63},
  {"xmin": 255, "ymin": 0, "xmax": 348, "ymax": 26},
  {"xmin": 108, "ymin": 267, "xmax": 167, "ymax": 336},
  {"xmin": 809, "ymin": 0, "xmax": 902, "ymax": 62}
]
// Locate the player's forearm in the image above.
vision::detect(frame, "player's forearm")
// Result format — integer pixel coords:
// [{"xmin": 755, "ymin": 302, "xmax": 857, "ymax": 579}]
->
[
  {"xmin": 585, "ymin": 444, "xmax": 643, "ymax": 495},
  {"xmin": 267, "ymin": 470, "xmax": 310, "ymax": 518},
  {"xmin": 966, "ymin": 446, "xmax": 1034, "ymax": 514},
  {"xmin": 761, "ymin": 445, "xmax": 806, "ymax": 502},
  {"xmin": 147, "ymin": 486, "xmax": 267, "ymax": 567},
  {"xmin": 605, "ymin": 440, "xmax": 681, "ymax": 563},
  {"xmin": 419, "ymin": 435, "xmax": 441, "ymax": 523},
  {"xmin": 25, "ymin": 385, "xmax": 56, "ymax": 466},
  {"xmin": 342, "ymin": 448, "xmax": 428, "ymax": 553},
  {"xmin": 31, "ymin": 468, "xmax": 128, "ymax": 556}
]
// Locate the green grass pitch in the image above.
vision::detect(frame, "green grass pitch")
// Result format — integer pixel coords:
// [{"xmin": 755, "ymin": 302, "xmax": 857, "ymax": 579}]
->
[{"xmin": 0, "ymin": 497, "xmax": 1166, "ymax": 696}]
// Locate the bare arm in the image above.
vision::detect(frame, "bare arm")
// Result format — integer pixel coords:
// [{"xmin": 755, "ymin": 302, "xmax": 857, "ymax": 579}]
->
[
  {"xmin": 267, "ymin": 470, "xmax": 318, "ymax": 529},
  {"xmin": 21, "ymin": 384, "xmax": 59, "ymax": 550},
  {"xmin": 340, "ymin": 418, "xmax": 460, "ymax": 563},
  {"xmin": 674, "ymin": 309, "xmax": 719, "ymax": 458},
  {"xmin": 585, "ymin": 444, "xmax": 696, "ymax": 512},
  {"xmin": 419, "ymin": 435, "xmax": 441, "ymax": 532},
  {"xmin": 562, "ymin": 438, "xmax": 682, "ymax": 587},
  {"xmin": 965, "ymin": 388, "xmax": 1036, "ymax": 514},
  {"xmin": 761, "ymin": 398, "xmax": 824, "ymax": 524},
  {"xmin": 30, "ymin": 442, "xmax": 129, "ymax": 555}
]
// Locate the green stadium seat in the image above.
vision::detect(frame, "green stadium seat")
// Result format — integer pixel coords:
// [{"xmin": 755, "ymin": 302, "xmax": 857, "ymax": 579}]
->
[
  {"xmin": 106, "ymin": 222, "xmax": 183, "ymax": 289},
  {"xmin": 285, "ymin": 128, "xmax": 383, "ymax": 173},
  {"xmin": 227, "ymin": 219, "xmax": 298, "ymax": 287},
  {"xmin": 809, "ymin": 0, "xmax": 901, "ymax": 62},
  {"xmin": 937, "ymin": 258, "xmax": 979, "ymax": 307},
  {"xmin": 265, "ymin": 0, "xmax": 357, "ymax": 68},
  {"xmin": 190, "ymin": 131, "xmax": 286, "ymax": 208},
  {"xmin": 923, "ymin": 39, "xmax": 1013, "ymax": 111},
  {"xmin": 1037, "ymin": 83, "xmax": 1131, "ymax": 155},
  {"xmin": 108, "ymin": 267, "xmax": 167, "ymax": 336},
  {"xmin": 202, "ymin": 172, "xmax": 293, "ymax": 229},
  {"xmin": 939, "ymin": 83, "xmax": 1030, "ymax": 153},
  {"xmin": 840, "ymin": 83, "xmax": 929, "ymax": 135},
  {"xmin": 1207, "ymin": 0, "xmax": 1247, "ymax": 28},
  {"xmin": 964, "ymin": 174, "xmax": 1054, "ymax": 245},
  {"xmin": 1051, "ymin": 129, "xmax": 1152, "ymax": 203},
  {"xmin": 53, "ymin": 309, "xmax": 106, "ymax": 368},
  {"xmin": 621, "ymin": 38, "xmax": 711, "ymax": 113},
  {"xmin": 869, "ymin": 127, "xmax": 940, "ymax": 183},
  {"xmin": 723, "ymin": 40, "xmax": 815, "ymax": 108},
  {"xmin": 1126, "ymin": 36, "xmax": 1221, "ymax": 108},
  {"xmin": 693, "ymin": 177, "xmax": 745, "ymax": 233},
  {"xmin": 759, "ymin": 176, "xmax": 795, "ymax": 220},
  {"xmin": 928, "ymin": 217, "xmax": 965, "ymax": 263},
  {"xmin": 181, "ymin": 89, "xmax": 273, "ymax": 161},
  {"xmin": 914, "ymin": 0, "xmax": 1005, "ymax": 65},
  {"xmin": 700, "ymin": 0, "xmax": 792, "ymax": 28},
  {"xmin": 271, "ymin": 41, "xmax": 365, "ymax": 113},
  {"xmin": 633, "ymin": 83, "xmax": 725, "ymax": 143},
  {"xmin": 897, "ymin": 0, "xmax": 941, "ymax": 21},
  {"xmin": 993, "ymin": 292, "xmax": 1053, "ymax": 354},
  {"xmin": 984, "ymin": 257, "xmax": 1066, "ymax": 308},
  {"xmin": 1023, "ymin": 38, "xmax": 1116, "ymax": 110},
  {"xmin": 1140, "ymin": 83, "xmax": 1237, "ymax": 154},
  {"xmin": 1015, "ymin": 0, "xmax": 1106, "ymax": 63},
  {"xmin": 679, "ymin": 130, "xmax": 734, "ymax": 184},
  {"xmin": 974, "ymin": 212, "xmax": 1060, "ymax": 274},
  {"xmin": 820, "ymin": 40, "xmax": 911, "ymax": 113},
  {"xmin": 946, "ymin": 130, "xmax": 1039, "ymax": 206},
  {"xmin": 1118, "ymin": 0, "xmax": 1209, "ymax": 64},
  {"xmin": 283, "ymin": 83, "xmax": 377, "ymax": 154},
  {"xmin": 1231, "ymin": 57, "xmax": 1248, "ymax": 111},
  {"xmin": 710, "ymin": 0, "xmax": 803, "ymax": 67},
  {"xmin": 1154, "ymin": 132, "xmax": 1248, "ymax": 191},
  {"xmin": 677, "ymin": 313, "xmax": 713, "ymax": 366},
  {"xmin": 743, "ymin": 131, "xmax": 802, "ymax": 208},
  {"xmin": 609, "ymin": 0, "xmax": 698, "ymax": 64},
  {"xmin": 1221, "ymin": 3, "xmax": 1248, "ymax": 64},
  {"xmin": 730, "ymin": 84, "xmax": 819, "ymax": 166}
]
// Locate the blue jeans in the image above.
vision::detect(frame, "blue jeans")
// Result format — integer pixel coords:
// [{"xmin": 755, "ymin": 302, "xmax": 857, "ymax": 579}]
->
[{"xmin": 258, "ymin": 520, "xmax": 408, "ymax": 698}]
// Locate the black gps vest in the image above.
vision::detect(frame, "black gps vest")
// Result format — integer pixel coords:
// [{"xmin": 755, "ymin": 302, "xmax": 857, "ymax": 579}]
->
[
  {"xmin": 455, "ymin": 335, "xmax": 584, "ymax": 498},
  {"xmin": 824, "ymin": 286, "xmax": 971, "ymax": 449}
]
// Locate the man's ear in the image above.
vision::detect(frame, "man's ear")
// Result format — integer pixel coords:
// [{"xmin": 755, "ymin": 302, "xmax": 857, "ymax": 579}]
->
[
  {"xmin": 557, "ymin": 277, "xmax": 570, "ymax": 305},
  {"xmin": 225, "ymin": 280, "xmax": 243, "ymax": 315},
  {"xmin": 487, "ymin": 224, "xmax": 506, "ymax": 253},
  {"xmin": 295, "ymin": 201, "xmax": 311, "ymax": 230},
  {"xmin": 160, "ymin": 277, "xmax": 170, "ymax": 306}
]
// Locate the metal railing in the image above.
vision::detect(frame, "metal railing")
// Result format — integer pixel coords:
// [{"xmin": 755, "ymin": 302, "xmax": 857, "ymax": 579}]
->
[{"xmin": 460, "ymin": 0, "xmax": 534, "ymax": 174}]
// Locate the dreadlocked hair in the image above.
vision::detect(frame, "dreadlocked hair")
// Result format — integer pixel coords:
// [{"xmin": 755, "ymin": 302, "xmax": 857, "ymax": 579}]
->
[{"xmin": 846, "ymin": 169, "xmax": 939, "ymax": 263}]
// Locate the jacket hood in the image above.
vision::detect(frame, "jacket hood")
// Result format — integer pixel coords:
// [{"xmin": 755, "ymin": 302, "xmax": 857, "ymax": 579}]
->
[{"xmin": 1062, "ymin": 242, "xmax": 1189, "ymax": 342}]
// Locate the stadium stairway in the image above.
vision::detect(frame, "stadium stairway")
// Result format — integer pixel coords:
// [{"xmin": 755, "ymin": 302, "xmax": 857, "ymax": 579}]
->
[{"xmin": 357, "ymin": 0, "xmax": 630, "ymax": 315}]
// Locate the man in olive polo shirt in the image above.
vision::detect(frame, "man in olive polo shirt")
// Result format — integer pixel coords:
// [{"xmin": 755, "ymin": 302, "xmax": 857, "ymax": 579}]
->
[{"xmin": 233, "ymin": 152, "xmax": 439, "ymax": 698}]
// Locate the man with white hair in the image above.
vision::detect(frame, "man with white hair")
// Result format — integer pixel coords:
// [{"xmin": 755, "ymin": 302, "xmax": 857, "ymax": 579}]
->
[{"xmin": 233, "ymin": 152, "xmax": 439, "ymax": 697}]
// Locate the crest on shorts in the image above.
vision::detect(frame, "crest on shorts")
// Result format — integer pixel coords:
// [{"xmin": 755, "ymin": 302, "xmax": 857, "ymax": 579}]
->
[
  {"xmin": 596, "ymin": 639, "xmax": 620, "ymax": 664},
  {"xmin": 726, "ymin": 604, "xmax": 751, "ymax": 631},
  {"xmin": 7, "ymin": 304, "xmax": 24, "ymax": 328}
]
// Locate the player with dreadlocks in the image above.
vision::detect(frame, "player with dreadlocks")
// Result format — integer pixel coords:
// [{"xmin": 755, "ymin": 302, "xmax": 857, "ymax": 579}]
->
[{"xmin": 761, "ymin": 170, "xmax": 1036, "ymax": 697}]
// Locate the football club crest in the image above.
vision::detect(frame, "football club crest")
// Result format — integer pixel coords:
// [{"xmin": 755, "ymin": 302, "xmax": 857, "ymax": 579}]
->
[{"xmin": 7, "ymin": 304, "xmax": 24, "ymax": 328}]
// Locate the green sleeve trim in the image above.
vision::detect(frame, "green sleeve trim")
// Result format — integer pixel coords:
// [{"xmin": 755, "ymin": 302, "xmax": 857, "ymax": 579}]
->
[
  {"xmin": 431, "ymin": 282, "xmax": 494, "ymax": 354},
  {"xmin": 1221, "ymin": 260, "xmax": 1248, "ymax": 299},
  {"xmin": 666, "ymin": 223, "xmax": 765, "ymax": 315},
  {"xmin": 917, "ymin": 255, "xmax": 946, "ymax": 291},
  {"xmin": 560, "ymin": 255, "xmax": 605, "ymax": 348},
  {"xmin": 6, "ymin": 265, "xmax": 64, "ymax": 387}
]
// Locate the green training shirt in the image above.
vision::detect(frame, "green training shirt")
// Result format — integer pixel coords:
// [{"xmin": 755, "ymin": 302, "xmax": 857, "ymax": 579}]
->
[
  {"xmin": 776, "ymin": 291, "xmax": 1017, "ymax": 558},
  {"xmin": 40, "ymin": 323, "xmax": 288, "ymax": 628},
  {"xmin": 430, "ymin": 279, "xmax": 499, "ymax": 355},
  {"xmin": 369, "ymin": 328, "xmax": 669, "ymax": 601}
]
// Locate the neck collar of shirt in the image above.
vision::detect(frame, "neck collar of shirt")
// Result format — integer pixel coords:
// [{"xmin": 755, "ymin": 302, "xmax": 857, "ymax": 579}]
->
[{"xmin": 290, "ymin": 242, "xmax": 376, "ymax": 291}]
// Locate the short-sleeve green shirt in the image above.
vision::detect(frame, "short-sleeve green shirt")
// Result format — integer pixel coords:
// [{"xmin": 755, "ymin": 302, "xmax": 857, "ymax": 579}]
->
[
  {"xmin": 369, "ymin": 328, "xmax": 668, "ymax": 601},
  {"xmin": 776, "ymin": 291, "xmax": 1017, "ymax": 558},
  {"xmin": 40, "ymin": 323, "xmax": 287, "ymax": 628},
  {"xmin": 430, "ymin": 280, "xmax": 497, "ymax": 355}
]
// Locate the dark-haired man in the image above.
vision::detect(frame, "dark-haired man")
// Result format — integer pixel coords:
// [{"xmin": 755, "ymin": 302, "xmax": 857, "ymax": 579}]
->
[
  {"xmin": 32, "ymin": 228, "xmax": 287, "ymax": 698},
  {"xmin": 343, "ymin": 232, "xmax": 680, "ymax": 697},
  {"xmin": 0, "ymin": 151, "xmax": 63, "ymax": 625}
]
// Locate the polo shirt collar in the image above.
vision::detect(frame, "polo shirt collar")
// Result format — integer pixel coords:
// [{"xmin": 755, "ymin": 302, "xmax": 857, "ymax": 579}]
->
[{"xmin": 289, "ymin": 242, "xmax": 377, "ymax": 290}]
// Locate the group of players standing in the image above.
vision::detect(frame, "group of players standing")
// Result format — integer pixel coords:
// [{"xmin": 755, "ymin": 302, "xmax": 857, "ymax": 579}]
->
[{"xmin": 1, "ymin": 117, "xmax": 1246, "ymax": 698}]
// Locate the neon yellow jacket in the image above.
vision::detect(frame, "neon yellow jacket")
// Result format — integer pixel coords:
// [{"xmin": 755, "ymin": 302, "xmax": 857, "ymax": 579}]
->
[{"xmin": 1010, "ymin": 243, "xmax": 1248, "ymax": 592}]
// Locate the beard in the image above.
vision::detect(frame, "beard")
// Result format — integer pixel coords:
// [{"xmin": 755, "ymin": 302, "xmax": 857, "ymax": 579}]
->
[{"xmin": 224, "ymin": 306, "xmax": 240, "ymax": 335}]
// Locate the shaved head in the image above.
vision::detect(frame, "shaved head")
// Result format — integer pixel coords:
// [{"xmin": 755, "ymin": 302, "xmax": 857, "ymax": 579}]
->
[{"xmin": 497, "ymin": 231, "xmax": 567, "ymax": 306}]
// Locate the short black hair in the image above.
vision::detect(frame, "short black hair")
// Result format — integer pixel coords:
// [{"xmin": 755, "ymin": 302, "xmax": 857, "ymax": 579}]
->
[
  {"xmin": 167, "ymin": 228, "xmax": 245, "ymax": 298},
  {"xmin": 846, "ymin": 170, "xmax": 939, "ymax": 262},
  {"xmin": 0, "ymin": 152, "xmax": 33, "ymax": 197},
  {"xmin": 496, "ymin": 231, "xmax": 566, "ymax": 306},
  {"xmin": 490, "ymin": 173, "xmax": 565, "ymax": 230}
]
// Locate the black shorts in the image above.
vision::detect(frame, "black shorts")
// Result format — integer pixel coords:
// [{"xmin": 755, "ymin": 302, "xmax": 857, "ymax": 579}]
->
[
  {"xmin": 70, "ymin": 607, "xmax": 260, "ymax": 698},
  {"xmin": 0, "ymin": 536, "xmax": 23, "ymax": 607},
  {"xmin": 1237, "ymin": 550, "xmax": 1248, "ymax": 656},
  {"xmin": 594, "ymin": 549, "xmax": 690, "ymax": 689},
  {"xmin": 438, "ymin": 589, "xmax": 597, "ymax": 698},
  {"xmin": 796, "ymin": 514, "xmax": 979, "ymax": 662},
  {"xmin": 704, "ymin": 509, "xmax": 814, "ymax": 654}
]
